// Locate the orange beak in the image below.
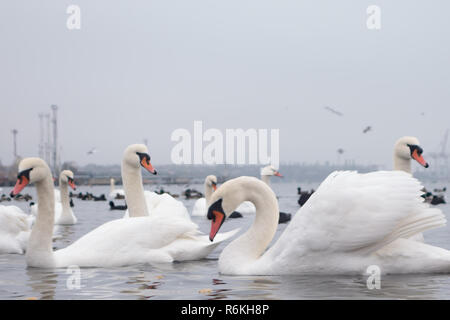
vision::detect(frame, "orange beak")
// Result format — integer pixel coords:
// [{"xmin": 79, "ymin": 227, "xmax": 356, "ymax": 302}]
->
[
  {"xmin": 68, "ymin": 179, "xmax": 77, "ymax": 190},
  {"xmin": 274, "ymin": 171, "xmax": 282, "ymax": 177},
  {"xmin": 212, "ymin": 183, "xmax": 217, "ymax": 191},
  {"xmin": 141, "ymin": 158, "xmax": 157, "ymax": 175},
  {"xmin": 209, "ymin": 210, "xmax": 225, "ymax": 241},
  {"xmin": 11, "ymin": 176, "xmax": 29, "ymax": 197},
  {"xmin": 412, "ymin": 149, "xmax": 429, "ymax": 168}
]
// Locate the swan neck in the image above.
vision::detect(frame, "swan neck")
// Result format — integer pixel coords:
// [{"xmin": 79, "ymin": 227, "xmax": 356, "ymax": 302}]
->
[
  {"xmin": 26, "ymin": 174, "xmax": 55, "ymax": 266},
  {"xmin": 59, "ymin": 179, "xmax": 71, "ymax": 216},
  {"xmin": 122, "ymin": 162, "xmax": 148, "ymax": 217},
  {"xmin": 261, "ymin": 175, "xmax": 271, "ymax": 186},
  {"xmin": 394, "ymin": 155, "xmax": 412, "ymax": 174},
  {"xmin": 220, "ymin": 183, "xmax": 279, "ymax": 270},
  {"xmin": 205, "ymin": 183, "xmax": 214, "ymax": 206}
]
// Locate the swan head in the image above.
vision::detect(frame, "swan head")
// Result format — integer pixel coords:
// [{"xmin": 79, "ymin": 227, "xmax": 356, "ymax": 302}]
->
[
  {"xmin": 261, "ymin": 165, "xmax": 282, "ymax": 177},
  {"xmin": 123, "ymin": 144, "xmax": 157, "ymax": 175},
  {"xmin": 10, "ymin": 158, "xmax": 51, "ymax": 197},
  {"xmin": 207, "ymin": 176, "xmax": 266, "ymax": 241},
  {"xmin": 394, "ymin": 136, "xmax": 429, "ymax": 168},
  {"xmin": 205, "ymin": 175, "xmax": 217, "ymax": 191},
  {"xmin": 60, "ymin": 170, "xmax": 76, "ymax": 190}
]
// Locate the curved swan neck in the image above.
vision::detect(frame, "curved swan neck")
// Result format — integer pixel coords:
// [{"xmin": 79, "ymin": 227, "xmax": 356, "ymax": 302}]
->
[
  {"xmin": 394, "ymin": 155, "xmax": 412, "ymax": 174},
  {"xmin": 121, "ymin": 162, "xmax": 148, "ymax": 217},
  {"xmin": 110, "ymin": 179, "xmax": 115, "ymax": 193},
  {"xmin": 59, "ymin": 178, "xmax": 71, "ymax": 216},
  {"xmin": 205, "ymin": 182, "xmax": 214, "ymax": 206},
  {"xmin": 219, "ymin": 180, "xmax": 279, "ymax": 271},
  {"xmin": 261, "ymin": 175, "xmax": 271, "ymax": 186},
  {"xmin": 26, "ymin": 173, "xmax": 55, "ymax": 266}
]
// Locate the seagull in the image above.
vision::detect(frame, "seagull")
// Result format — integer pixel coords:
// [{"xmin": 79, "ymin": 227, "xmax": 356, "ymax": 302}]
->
[
  {"xmin": 363, "ymin": 126, "xmax": 372, "ymax": 134},
  {"xmin": 87, "ymin": 148, "xmax": 98, "ymax": 155},
  {"xmin": 324, "ymin": 106, "xmax": 343, "ymax": 116}
]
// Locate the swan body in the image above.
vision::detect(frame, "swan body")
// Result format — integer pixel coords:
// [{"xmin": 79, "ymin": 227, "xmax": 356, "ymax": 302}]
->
[
  {"xmin": 53, "ymin": 215, "xmax": 237, "ymax": 267},
  {"xmin": 208, "ymin": 171, "xmax": 449, "ymax": 275},
  {"xmin": 0, "ymin": 205, "xmax": 32, "ymax": 254},
  {"xmin": 124, "ymin": 190, "xmax": 190, "ymax": 220}
]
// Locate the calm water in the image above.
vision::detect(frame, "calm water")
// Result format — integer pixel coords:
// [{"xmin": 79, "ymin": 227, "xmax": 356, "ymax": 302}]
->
[{"xmin": 1, "ymin": 181, "xmax": 450, "ymax": 300}]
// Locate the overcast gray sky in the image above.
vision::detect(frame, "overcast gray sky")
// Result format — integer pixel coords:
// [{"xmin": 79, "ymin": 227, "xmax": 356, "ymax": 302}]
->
[{"xmin": 1, "ymin": 1, "xmax": 449, "ymax": 169}]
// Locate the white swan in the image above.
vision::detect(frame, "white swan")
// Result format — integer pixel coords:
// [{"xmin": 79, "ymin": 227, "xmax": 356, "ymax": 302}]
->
[
  {"xmin": 260, "ymin": 165, "xmax": 282, "ymax": 185},
  {"xmin": 31, "ymin": 170, "xmax": 77, "ymax": 225},
  {"xmin": 192, "ymin": 175, "xmax": 217, "ymax": 216},
  {"xmin": 394, "ymin": 136, "xmax": 429, "ymax": 173},
  {"xmin": 109, "ymin": 178, "xmax": 125, "ymax": 199},
  {"xmin": 0, "ymin": 205, "xmax": 32, "ymax": 254},
  {"xmin": 55, "ymin": 170, "xmax": 77, "ymax": 225},
  {"xmin": 121, "ymin": 145, "xmax": 190, "ymax": 220},
  {"xmin": 207, "ymin": 172, "xmax": 450, "ymax": 275}
]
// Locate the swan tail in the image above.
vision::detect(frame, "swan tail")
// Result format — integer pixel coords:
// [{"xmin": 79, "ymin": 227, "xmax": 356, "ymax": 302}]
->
[{"xmin": 362, "ymin": 206, "xmax": 446, "ymax": 255}]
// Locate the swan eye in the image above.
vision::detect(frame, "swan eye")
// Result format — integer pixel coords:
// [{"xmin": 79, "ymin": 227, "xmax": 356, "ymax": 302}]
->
[
  {"xmin": 407, "ymin": 144, "xmax": 423, "ymax": 156},
  {"xmin": 207, "ymin": 199, "xmax": 224, "ymax": 220},
  {"xmin": 17, "ymin": 168, "xmax": 32, "ymax": 181},
  {"xmin": 136, "ymin": 152, "xmax": 151, "ymax": 163}
]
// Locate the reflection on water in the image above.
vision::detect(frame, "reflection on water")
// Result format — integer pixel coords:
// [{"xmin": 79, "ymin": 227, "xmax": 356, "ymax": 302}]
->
[
  {"xmin": 1, "ymin": 182, "xmax": 450, "ymax": 299},
  {"xmin": 26, "ymin": 268, "xmax": 58, "ymax": 300}
]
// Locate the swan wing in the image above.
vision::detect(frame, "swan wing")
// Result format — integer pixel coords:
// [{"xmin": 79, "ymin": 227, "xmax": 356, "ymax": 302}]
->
[
  {"xmin": 0, "ymin": 205, "xmax": 30, "ymax": 254},
  {"xmin": 265, "ymin": 171, "xmax": 445, "ymax": 262},
  {"xmin": 144, "ymin": 191, "xmax": 190, "ymax": 220},
  {"xmin": 0, "ymin": 205, "xmax": 30, "ymax": 234}
]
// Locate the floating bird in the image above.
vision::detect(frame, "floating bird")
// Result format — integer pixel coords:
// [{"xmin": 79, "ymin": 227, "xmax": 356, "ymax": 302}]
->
[
  {"xmin": 297, "ymin": 188, "xmax": 315, "ymax": 207},
  {"xmin": 109, "ymin": 201, "xmax": 127, "ymax": 211}
]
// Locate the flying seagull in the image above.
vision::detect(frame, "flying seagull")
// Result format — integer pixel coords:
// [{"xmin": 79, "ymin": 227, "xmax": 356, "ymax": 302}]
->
[
  {"xmin": 87, "ymin": 148, "xmax": 98, "ymax": 155},
  {"xmin": 324, "ymin": 106, "xmax": 343, "ymax": 116},
  {"xmin": 363, "ymin": 126, "xmax": 372, "ymax": 134}
]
